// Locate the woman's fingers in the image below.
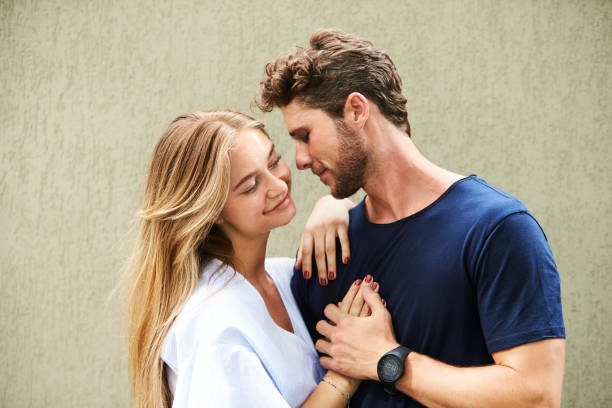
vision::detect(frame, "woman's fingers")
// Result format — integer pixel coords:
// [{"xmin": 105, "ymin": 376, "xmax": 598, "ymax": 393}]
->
[
  {"xmin": 325, "ymin": 228, "xmax": 337, "ymax": 280},
  {"xmin": 314, "ymin": 230, "xmax": 328, "ymax": 285},
  {"xmin": 359, "ymin": 281, "xmax": 378, "ymax": 316},
  {"xmin": 347, "ymin": 275, "xmax": 374, "ymax": 316},
  {"xmin": 337, "ymin": 225, "xmax": 350, "ymax": 265},
  {"xmin": 295, "ymin": 240, "xmax": 303, "ymax": 270},
  {"xmin": 299, "ymin": 233, "xmax": 313, "ymax": 279},
  {"xmin": 343, "ymin": 276, "xmax": 380, "ymax": 317},
  {"xmin": 339, "ymin": 279, "xmax": 362, "ymax": 313},
  {"xmin": 299, "ymin": 195, "xmax": 353, "ymax": 283}
]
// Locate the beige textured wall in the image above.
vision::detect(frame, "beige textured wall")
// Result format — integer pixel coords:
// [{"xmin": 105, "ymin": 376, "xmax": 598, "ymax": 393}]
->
[{"xmin": 1, "ymin": 0, "xmax": 610, "ymax": 406}]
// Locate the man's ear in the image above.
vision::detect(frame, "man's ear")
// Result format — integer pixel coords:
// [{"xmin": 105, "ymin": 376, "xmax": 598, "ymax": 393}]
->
[{"xmin": 343, "ymin": 92, "xmax": 369, "ymax": 129}]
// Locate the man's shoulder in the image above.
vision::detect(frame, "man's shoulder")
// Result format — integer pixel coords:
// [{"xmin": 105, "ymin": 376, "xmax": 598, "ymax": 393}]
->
[{"xmin": 454, "ymin": 175, "xmax": 529, "ymax": 224}]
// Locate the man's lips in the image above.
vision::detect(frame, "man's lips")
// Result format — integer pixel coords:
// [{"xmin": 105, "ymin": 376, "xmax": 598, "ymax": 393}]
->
[
  {"xmin": 313, "ymin": 168, "xmax": 331, "ymax": 185},
  {"xmin": 313, "ymin": 168, "xmax": 327, "ymax": 177}
]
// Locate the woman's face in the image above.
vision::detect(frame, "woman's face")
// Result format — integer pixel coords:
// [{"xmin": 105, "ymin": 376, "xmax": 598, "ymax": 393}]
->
[{"xmin": 220, "ymin": 127, "xmax": 296, "ymax": 238}]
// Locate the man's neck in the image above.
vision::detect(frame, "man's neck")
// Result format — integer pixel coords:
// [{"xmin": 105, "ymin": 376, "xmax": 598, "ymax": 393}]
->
[{"xmin": 361, "ymin": 123, "xmax": 463, "ymax": 224}]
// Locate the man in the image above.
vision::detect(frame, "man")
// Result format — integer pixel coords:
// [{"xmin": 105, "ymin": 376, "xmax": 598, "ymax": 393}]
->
[{"xmin": 255, "ymin": 29, "xmax": 565, "ymax": 407}]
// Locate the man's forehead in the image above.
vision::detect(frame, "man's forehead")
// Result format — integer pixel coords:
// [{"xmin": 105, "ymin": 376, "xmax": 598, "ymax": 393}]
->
[
  {"xmin": 282, "ymin": 99, "xmax": 309, "ymax": 120},
  {"xmin": 282, "ymin": 100, "xmax": 326, "ymax": 131}
]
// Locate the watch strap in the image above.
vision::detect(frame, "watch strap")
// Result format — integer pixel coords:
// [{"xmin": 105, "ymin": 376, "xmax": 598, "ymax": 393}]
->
[{"xmin": 378, "ymin": 345, "xmax": 412, "ymax": 394}]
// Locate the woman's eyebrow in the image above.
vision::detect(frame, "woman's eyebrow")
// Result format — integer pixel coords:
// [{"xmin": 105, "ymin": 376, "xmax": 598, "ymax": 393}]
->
[{"xmin": 232, "ymin": 144, "xmax": 276, "ymax": 191}]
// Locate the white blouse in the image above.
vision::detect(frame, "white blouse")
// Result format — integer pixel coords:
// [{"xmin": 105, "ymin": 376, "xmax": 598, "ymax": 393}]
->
[{"xmin": 161, "ymin": 257, "xmax": 323, "ymax": 407}]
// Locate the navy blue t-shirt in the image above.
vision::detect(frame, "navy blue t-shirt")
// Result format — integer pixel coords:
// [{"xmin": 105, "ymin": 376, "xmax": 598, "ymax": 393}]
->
[{"xmin": 291, "ymin": 175, "xmax": 565, "ymax": 407}]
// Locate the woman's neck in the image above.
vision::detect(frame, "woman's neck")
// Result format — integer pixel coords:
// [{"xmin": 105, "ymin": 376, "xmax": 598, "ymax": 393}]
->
[
  {"xmin": 229, "ymin": 233, "xmax": 269, "ymax": 285},
  {"xmin": 226, "ymin": 230, "xmax": 294, "ymax": 333}
]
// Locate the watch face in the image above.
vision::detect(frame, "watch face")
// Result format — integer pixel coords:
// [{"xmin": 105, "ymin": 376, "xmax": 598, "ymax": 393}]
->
[{"xmin": 379, "ymin": 356, "xmax": 402, "ymax": 381}]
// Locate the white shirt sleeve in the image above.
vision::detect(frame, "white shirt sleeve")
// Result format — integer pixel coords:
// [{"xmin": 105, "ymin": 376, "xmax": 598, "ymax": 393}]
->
[{"xmin": 172, "ymin": 342, "xmax": 292, "ymax": 408}]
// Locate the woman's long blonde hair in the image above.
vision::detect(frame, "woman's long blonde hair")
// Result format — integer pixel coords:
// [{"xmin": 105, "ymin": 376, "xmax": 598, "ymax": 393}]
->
[{"xmin": 124, "ymin": 110, "xmax": 266, "ymax": 407}]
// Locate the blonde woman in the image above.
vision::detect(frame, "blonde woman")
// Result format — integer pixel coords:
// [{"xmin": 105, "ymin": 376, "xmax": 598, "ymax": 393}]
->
[{"xmin": 125, "ymin": 110, "xmax": 376, "ymax": 407}]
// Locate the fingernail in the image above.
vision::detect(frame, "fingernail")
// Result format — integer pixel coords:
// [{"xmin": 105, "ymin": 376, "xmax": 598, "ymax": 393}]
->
[
  {"xmin": 329, "ymin": 271, "xmax": 335, "ymax": 280},
  {"xmin": 382, "ymin": 299, "xmax": 386, "ymax": 306},
  {"xmin": 371, "ymin": 282, "xmax": 378, "ymax": 290},
  {"xmin": 354, "ymin": 279, "xmax": 362, "ymax": 286},
  {"xmin": 343, "ymin": 256, "xmax": 349, "ymax": 264},
  {"xmin": 304, "ymin": 270, "xmax": 311, "ymax": 279},
  {"xmin": 364, "ymin": 275, "xmax": 373, "ymax": 283},
  {"xmin": 320, "ymin": 277, "xmax": 328, "ymax": 286}
]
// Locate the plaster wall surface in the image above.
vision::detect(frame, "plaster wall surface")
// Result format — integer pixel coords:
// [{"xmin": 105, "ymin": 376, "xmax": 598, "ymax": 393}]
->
[{"xmin": 1, "ymin": 0, "xmax": 610, "ymax": 406}]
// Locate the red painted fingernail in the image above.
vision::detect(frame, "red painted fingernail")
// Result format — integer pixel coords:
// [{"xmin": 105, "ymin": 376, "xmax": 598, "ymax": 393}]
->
[
  {"xmin": 304, "ymin": 270, "xmax": 311, "ymax": 279},
  {"xmin": 371, "ymin": 282, "xmax": 378, "ymax": 290},
  {"xmin": 329, "ymin": 271, "xmax": 335, "ymax": 280},
  {"xmin": 320, "ymin": 277, "xmax": 328, "ymax": 286},
  {"xmin": 354, "ymin": 279, "xmax": 362, "ymax": 286},
  {"xmin": 364, "ymin": 275, "xmax": 373, "ymax": 283},
  {"xmin": 343, "ymin": 256, "xmax": 349, "ymax": 264},
  {"xmin": 382, "ymin": 299, "xmax": 386, "ymax": 306}
]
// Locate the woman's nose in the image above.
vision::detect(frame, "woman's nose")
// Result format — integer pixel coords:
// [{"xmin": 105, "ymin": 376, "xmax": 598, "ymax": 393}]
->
[{"xmin": 267, "ymin": 172, "xmax": 288, "ymax": 198}]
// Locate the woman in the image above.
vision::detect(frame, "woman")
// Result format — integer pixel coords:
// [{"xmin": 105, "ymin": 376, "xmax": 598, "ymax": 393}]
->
[{"xmin": 124, "ymin": 110, "xmax": 375, "ymax": 407}]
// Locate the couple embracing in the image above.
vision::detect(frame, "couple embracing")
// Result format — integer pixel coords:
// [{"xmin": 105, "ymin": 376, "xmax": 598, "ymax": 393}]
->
[{"xmin": 124, "ymin": 29, "xmax": 565, "ymax": 407}]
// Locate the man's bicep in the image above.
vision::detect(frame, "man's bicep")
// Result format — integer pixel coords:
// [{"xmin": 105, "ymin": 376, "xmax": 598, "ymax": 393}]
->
[{"xmin": 475, "ymin": 212, "xmax": 565, "ymax": 353}]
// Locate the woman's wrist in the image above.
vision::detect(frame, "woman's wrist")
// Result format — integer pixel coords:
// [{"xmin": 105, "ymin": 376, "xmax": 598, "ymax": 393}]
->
[
  {"xmin": 324, "ymin": 370, "xmax": 360, "ymax": 397},
  {"xmin": 342, "ymin": 198, "xmax": 356, "ymax": 210}
]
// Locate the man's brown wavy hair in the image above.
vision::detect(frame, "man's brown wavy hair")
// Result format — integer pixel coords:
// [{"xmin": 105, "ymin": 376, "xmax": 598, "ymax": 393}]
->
[{"xmin": 255, "ymin": 28, "xmax": 410, "ymax": 136}]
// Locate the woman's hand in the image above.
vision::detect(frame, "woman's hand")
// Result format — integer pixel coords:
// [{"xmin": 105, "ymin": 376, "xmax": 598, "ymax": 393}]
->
[
  {"xmin": 338, "ymin": 275, "xmax": 380, "ymax": 318},
  {"xmin": 316, "ymin": 279, "xmax": 395, "ymax": 381},
  {"xmin": 320, "ymin": 276, "xmax": 383, "ymax": 397},
  {"xmin": 297, "ymin": 195, "xmax": 355, "ymax": 285}
]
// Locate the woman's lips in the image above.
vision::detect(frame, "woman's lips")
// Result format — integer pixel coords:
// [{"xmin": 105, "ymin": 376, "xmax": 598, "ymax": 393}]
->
[{"xmin": 266, "ymin": 193, "xmax": 291, "ymax": 213}]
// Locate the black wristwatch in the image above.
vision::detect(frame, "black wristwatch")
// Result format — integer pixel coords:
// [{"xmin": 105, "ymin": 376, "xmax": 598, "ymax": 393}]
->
[{"xmin": 377, "ymin": 345, "xmax": 412, "ymax": 394}]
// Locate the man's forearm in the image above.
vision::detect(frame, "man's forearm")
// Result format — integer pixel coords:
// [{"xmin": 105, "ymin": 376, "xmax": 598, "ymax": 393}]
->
[{"xmin": 396, "ymin": 346, "xmax": 563, "ymax": 408}]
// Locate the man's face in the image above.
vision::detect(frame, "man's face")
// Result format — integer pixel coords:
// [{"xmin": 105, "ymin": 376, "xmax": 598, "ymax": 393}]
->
[{"xmin": 281, "ymin": 99, "xmax": 367, "ymax": 198}]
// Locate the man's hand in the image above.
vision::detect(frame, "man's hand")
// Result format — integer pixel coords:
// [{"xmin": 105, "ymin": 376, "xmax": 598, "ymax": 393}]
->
[
  {"xmin": 315, "ymin": 278, "xmax": 399, "ymax": 380},
  {"xmin": 296, "ymin": 195, "xmax": 354, "ymax": 285}
]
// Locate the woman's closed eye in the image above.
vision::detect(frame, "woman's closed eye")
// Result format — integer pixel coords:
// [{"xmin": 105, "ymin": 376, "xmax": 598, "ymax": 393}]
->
[
  {"xmin": 243, "ymin": 179, "xmax": 259, "ymax": 194},
  {"xmin": 242, "ymin": 155, "xmax": 282, "ymax": 194}
]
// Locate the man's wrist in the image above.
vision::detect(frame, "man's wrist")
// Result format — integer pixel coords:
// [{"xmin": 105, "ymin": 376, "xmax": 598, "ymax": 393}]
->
[
  {"xmin": 369, "ymin": 342, "xmax": 401, "ymax": 380},
  {"xmin": 376, "ymin": 344, "xmax": 412, "ymax": 393}
]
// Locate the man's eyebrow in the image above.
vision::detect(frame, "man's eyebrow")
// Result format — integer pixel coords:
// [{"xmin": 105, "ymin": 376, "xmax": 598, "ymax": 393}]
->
[
  {"xmin": 288, "ymin": 127, "xmax": 309, "ymax": 140},
  {"xmin": 232, "ymin": 144, "xmax": 276, "ymax": 192}
]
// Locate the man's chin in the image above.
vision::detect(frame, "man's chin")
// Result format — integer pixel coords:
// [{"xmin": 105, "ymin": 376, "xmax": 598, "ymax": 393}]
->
[
  {"xmin": 329, "ymin": 187, "xmax": 355, "ymax": 200},
  {"xmin": 330, "ymin": 182, "xmax": 361, "ymax": 199}
]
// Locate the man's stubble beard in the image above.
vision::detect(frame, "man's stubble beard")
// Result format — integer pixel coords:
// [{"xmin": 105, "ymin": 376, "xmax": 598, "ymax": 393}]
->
[{"xmin": 330, "ymin": 120, "xmax": 368, "ymax": 199}]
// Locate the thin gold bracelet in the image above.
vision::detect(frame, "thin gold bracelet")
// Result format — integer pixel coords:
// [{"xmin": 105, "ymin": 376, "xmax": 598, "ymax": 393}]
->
[{"xmin": 321, "ymin": 376, "xmax": 351, "ymax": 405}]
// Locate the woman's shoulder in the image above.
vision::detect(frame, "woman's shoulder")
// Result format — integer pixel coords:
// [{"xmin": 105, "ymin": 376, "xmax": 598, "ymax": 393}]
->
[
  {"xmin": 265, "ymin": 257, "xmax": 296, "ymax": 287},
  {"xmin": 163, "ymin": 263, "xmax": 248, "ymax": 339},
  {"xmin": 161, "ymin": 265, "xmax": 265, "ymax": 368}
]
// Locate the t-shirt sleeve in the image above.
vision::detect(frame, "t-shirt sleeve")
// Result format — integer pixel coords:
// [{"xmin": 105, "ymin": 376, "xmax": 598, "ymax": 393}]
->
[
  {"xmin": 474, "ymin": 212, "xmax": 565, "ymax": 354},
  {"xmin": 172, "ymin": 342, "xmax": 291, "ymax": 408}
]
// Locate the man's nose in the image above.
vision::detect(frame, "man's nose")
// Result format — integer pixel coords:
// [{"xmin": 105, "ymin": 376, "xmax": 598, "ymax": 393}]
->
[{"xmin": 295, "ymin": 141, "xmax": 312, "ymax": 170}]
